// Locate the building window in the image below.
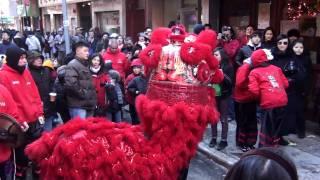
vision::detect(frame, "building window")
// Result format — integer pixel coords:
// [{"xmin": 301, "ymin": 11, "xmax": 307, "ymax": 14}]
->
[
  {"xmin": 182, "ymin": 0, "xmax": 197, "ymax": 8},
  {"xmin": 96, "ymin": 11, "xmax": 120, "ymax": 33}
]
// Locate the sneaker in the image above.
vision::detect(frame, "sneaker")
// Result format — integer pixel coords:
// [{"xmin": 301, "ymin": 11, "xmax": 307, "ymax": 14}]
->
[
  {"xmin": 209, "ymin": 138, "xmax": 217, "ymax": 148},
  {"xmin": 240, "ymin": 145, "xmax": 249, "ymax": 152},
  {"xmin": 247, "ymin": 145, "xmax": 256, "ymax": 150},
  {"xmin": 216, "ymin": 141, "xmax": 228, "ymax": 151},
  {"xmin": 279, "ymin": 137, "xmax": 289, "ymax": 146}
]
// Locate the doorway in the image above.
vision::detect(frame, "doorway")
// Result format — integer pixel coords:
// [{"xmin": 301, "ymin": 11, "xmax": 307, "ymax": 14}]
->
[{"xmin": 77, "ymin": 2, "xmax": 92, "ymax": 32}]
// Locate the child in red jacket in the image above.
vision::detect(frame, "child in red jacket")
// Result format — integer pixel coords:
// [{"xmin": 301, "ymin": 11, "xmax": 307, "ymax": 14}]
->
[{"xmin": 248, "ymin": 49, "xmax": 289, "ymax": 147}]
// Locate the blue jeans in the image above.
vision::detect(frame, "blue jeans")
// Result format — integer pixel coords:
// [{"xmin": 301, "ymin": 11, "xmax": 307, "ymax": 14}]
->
[
  {"xmin": 106, "ymin": 111, "xmax": 121, "ymax": 123},
  {"xmin": 43, "ymin": 116, "xmax": 56, "ymax": 132},
  {"xmin": 69, "ymin": 108, "xmax": 94, "ymax": 119}
]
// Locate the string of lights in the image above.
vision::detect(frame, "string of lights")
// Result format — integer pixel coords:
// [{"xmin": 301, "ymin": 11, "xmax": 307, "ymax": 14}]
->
[{"xmin": 287, "ymin": 0, "xmax": 320, "ymax": 20}]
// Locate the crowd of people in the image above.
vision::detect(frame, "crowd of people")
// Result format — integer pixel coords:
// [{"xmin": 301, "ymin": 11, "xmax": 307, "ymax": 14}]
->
[{"xmin": 0, "ymin": 22, "xmax": 309, "ymax": 180}]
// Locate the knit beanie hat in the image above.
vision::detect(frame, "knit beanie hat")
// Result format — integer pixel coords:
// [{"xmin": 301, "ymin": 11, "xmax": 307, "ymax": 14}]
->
[{"xmin": 5, "ymin": 46, "xmax": 27, "ymax": 73}]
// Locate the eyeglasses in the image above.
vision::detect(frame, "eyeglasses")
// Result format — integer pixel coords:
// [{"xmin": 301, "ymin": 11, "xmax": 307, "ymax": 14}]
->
[{"xmin": 278, "ymin": 41, "xmax": 288, "ymax": 45}]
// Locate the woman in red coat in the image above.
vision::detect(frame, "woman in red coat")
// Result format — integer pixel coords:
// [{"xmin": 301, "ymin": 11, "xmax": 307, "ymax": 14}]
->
[{"xmin": 89, "ymin": 53, "xmax": 111, "ymax": 117}]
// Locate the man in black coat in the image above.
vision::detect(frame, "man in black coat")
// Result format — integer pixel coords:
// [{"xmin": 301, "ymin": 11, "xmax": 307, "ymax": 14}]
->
[{"xmin": 64, "ymin": 41, "xmax": 97, "ymax": 118}]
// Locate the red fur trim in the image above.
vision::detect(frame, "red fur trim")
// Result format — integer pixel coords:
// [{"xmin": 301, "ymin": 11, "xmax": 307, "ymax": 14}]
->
[
  {"xmin": 169, "ymin": 34, "xmax": 186, "ymax": 43},
  {"xmin": 180, "ymin": 42, "xmax": 210, "ymax": 65},
  {"xmin": 139, "ymin": 44, "xmax": 162, "ymax": 69},
  {"xmin": 150, "ymin": 27, "xmax": 171, "ymax": 46},
  {"xmin": 211, "ymin": 68, "xmax": 224, "ymax": 84},
  {"xmin": 196, "ymin": 30, "xmax": 217, "ymax": 50},
  {"xmin": 197, "ymin": 61, "xmax": 212, "ymax": 83},
  {"xmin": 25, "ymin": 95, "xmax": 219, "ymax": 179}
]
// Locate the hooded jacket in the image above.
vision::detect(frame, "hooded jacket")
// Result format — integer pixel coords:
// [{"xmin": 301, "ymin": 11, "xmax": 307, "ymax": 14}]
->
[
  {"xmin": 0, "ymin": 47, "xmax": 43, "ymax": 122},
  {"xmin": 0, "ymin": 70, "xmax": 43, "ymax": 125},
  {"xmin": 248, "ymin": 49, "xmax": 289, "ymax": 109},
  {"xmin": 234, "ymin": 63, "xmax": 255, "ymax": 103},
  {"xmin": 28, "ymin": 52, "xmax": 56, "ymax": 118},
  {"xmin": 5, "ymin": 46, "xmax": 27, "ymax": 74},
  {"xmin": 102, "ymin": 48, "xmax": 129, "ymax": 81}
]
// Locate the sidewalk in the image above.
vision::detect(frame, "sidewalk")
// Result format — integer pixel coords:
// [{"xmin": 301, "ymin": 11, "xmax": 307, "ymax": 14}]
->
[{"xmin": 198, "ymin": 121, "xmax": 320, "ymax": 180}]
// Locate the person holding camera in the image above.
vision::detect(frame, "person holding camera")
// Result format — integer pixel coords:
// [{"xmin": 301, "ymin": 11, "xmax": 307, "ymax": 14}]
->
[{"xmin": 217, "ymin": 26, "xmax": 241, "ymax": 67}]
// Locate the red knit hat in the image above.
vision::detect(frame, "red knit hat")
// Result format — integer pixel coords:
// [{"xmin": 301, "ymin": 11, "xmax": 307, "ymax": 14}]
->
[
  {"xmin": 251, "ymin": 49, "xmax": 268, "ymax": 67},
  {"xmin": 131, "ymin": 58, "xmax": 143, "ymax": 67}
]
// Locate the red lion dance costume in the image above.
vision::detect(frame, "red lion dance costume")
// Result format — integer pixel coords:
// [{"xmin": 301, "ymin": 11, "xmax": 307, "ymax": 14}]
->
[{"xmin": 25, "ymin": 26, "xmax": 223, "ymax": 180}]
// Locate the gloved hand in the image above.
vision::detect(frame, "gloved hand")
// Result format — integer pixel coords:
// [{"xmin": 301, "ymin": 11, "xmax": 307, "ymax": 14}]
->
[{"xmin": 20, "ymin": 121, "xmax": 29, "ymax": 132}]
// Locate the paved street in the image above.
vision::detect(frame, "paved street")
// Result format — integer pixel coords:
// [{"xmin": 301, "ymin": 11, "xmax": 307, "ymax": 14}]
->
[
  {"xmin": 188, "ymin": 153, "xmax": 227, "ymax": 180},
  {"xmin": 198, "ymin": 120, "xmax": 320, "ymax": 180}
]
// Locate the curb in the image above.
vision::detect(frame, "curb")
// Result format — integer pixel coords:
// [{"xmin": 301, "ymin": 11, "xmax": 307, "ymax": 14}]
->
[{"xmin": 197, "ymin": 142, "xmax": 239, "ymax": 169}]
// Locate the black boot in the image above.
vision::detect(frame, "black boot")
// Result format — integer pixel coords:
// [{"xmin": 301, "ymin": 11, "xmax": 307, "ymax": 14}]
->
[
  {"xmin": 216, "ymin": 140, "xmax": 228, "ymax": 151},
  {"xmin": 209, "ymin": 138, "xmax": 217, "ymax": 148}
]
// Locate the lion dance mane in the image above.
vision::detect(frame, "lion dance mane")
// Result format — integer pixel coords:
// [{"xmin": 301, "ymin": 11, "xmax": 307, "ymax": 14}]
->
[{"xmin": 25, "ymin": 26, "xmax": 224, "ymax": 180}]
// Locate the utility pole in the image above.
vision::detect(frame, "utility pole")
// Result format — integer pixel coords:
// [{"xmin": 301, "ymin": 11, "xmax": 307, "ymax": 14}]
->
[{"xmin": 62, "ymin": 0, "xmax": 71, "ymax": 54}]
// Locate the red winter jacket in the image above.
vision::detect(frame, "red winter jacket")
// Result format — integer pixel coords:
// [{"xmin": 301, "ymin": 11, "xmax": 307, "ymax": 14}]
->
[
  {"xmin": 248, "ymin": 65, "xmax": 288, "ymax": 109},
  {"xmin": 102, "ymin": 48, "xmax": 130, "ymax": 81},
  {"xmin": 219, "ymin": 39, "xmax": 241, "ymax": 64},
  {"xmin": 91, "ymin": 72, "xmax": 110, "ymax": 109},
  {"xmin": 234, "ymin": 63, "xmax": 255, "ymax": 103},
  {"xmin": 0, "ymin": 65, "xmax": 43, "ymax": 123},
  {"xmin": 0, "ymin": 84, "xmax": 20, "ymax": 163}
]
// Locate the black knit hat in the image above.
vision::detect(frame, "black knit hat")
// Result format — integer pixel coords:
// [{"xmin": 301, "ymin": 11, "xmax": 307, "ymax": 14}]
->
[{"xmin": 5, "ymin": 46, "xmax": 27, "ymax": 73}]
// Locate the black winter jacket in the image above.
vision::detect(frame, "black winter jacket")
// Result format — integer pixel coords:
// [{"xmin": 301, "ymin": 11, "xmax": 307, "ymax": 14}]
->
[
  {"xmin": 29, "ymin": 66, "xmax": 56, "ymax": 118},
  {"xmin": 127, "ymin": 75, "xmax": 148, "ymax": 100},
  {"xmin": 64, "ymin": 58, "xmax": 97, "ymax": 110},
  {"xmin": 235, "ymin": 42, "xmax": 262, "ymax": 67},
  {"xmin": 219, "ymin": 63, "xmax": 234, "ymax": 99}
]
